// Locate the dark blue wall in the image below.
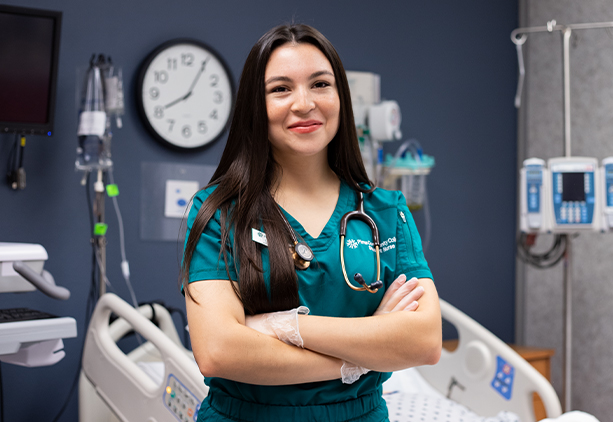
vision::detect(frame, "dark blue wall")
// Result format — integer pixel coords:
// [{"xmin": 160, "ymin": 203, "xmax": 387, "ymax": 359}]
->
[{"xmin": 0, "ymin": 1, "xmax": 518, "ymax": 420}]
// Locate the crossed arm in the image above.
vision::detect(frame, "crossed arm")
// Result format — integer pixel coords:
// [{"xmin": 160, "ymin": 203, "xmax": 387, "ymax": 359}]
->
[{"xmin": 185, "ymin": 275, "xmax": 442, "ymax": 386}]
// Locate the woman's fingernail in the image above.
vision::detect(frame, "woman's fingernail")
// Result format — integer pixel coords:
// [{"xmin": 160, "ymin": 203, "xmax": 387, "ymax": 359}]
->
[
  {"xmin": 407, "ymin": 301, "xmax": 418, "ymax": 311},
  {"xmin": 397, "ymin": 275, "xmax": 407, "ymax": 284}
]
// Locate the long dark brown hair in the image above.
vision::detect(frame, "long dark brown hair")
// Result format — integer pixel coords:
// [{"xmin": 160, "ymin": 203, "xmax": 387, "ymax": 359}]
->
[{"xmin": 181, "ymin": 23, "xmax": 372, "ymax": 314}]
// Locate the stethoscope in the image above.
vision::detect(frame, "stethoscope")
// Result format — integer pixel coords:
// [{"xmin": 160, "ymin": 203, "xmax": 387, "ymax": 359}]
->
[{"xmin": 277, "ymin": 192, "xmax": 383, "ymax": 294}]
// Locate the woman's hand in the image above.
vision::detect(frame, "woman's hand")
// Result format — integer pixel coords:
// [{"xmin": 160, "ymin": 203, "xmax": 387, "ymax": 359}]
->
[
  {"xmin": 245, "ymin": 306, "xmax": 310, "ymax": 347},
  {"xmin": 245, "ymin": 314, "xmax": 276, "ymax": 338},
  {"xmin": 373, "ymin": 275, "xmax": 425, "ymax": 316}
]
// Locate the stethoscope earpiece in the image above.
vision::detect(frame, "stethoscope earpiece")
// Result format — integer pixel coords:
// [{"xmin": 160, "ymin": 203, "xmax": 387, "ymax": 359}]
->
[{"xmin": 354, "ymin": 273, "xmax": 383, "ymax": 293}]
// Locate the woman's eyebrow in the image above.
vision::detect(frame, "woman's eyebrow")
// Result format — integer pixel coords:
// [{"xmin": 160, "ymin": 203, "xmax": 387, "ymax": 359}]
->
[
  {"xmin": 265, "ymin": 70, "xmax": 334, "ymax": 86},
  {"xmin": 265, "ymin": 76, "xmax": 291, "ymax": 85},
  {"xmin": 309, "ymin": 70, "xmax": 334, "ymax": 79}
]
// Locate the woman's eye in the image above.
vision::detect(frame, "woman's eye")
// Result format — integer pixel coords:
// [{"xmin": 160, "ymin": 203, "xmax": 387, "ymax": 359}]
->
[
  {"xmin": 270, "ymin": 86, "xmax": 288, "ymax": 93},
  {"xmin": 313, "ymin": 81, "xmax": 331, "ymax": 89}
]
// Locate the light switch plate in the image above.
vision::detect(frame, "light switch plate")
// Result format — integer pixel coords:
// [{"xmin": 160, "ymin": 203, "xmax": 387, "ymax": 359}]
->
[{"xmin": 164, "ymin": 180, "xmax": 199, "ymax": 218}]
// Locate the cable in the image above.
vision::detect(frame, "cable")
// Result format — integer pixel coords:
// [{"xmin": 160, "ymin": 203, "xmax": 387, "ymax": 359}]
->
[
  {"xmin": 517, "ymin": 232, "xmax": 569, "ymax": 268},
  {"xmin": 49, "ymin": 172, "xmax": 99, "ymax": 422},
  {"xmin": 5, "ymin": 134, "xmax": 18, "ymax": 189}
]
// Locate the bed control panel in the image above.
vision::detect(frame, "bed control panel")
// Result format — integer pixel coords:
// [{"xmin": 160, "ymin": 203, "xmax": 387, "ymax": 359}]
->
[
  {"xmin": 491, "ymin": 356, "xmax": 514, "ymax": 400},
  {"xmin": 164, "ymin": 374, "xmax": 200, "ymax": 422}
]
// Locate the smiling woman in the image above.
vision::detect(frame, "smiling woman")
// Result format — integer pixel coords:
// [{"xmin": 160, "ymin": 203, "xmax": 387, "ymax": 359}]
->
[
  {"xmin": 181, "ymin": 23, "xmax": 441, "ymax": 422},
  {"xmin": 265, "ymin": 43, "xmax": 340, "ymax": 162}
]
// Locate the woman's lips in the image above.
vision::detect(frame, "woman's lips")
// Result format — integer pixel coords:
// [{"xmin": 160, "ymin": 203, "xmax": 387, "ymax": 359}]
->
[{"xmin": 288, "ymin": 120, "xmax": 322, "ymax": 133}]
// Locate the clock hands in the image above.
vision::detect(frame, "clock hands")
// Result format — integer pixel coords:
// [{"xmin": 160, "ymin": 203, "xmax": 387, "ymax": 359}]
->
[
  {"xmin": 163, "ymin": 58, "xmax": 209, "ymax": 109},
  {"xmin": 184, "ymin": 58, "xmax": 208, "ymax": 98}
]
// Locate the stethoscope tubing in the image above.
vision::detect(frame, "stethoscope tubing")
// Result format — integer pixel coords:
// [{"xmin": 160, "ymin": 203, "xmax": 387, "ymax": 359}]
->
[{"xmin": 339, "ymin": 192, "xmax": 382, "ymax": 293}]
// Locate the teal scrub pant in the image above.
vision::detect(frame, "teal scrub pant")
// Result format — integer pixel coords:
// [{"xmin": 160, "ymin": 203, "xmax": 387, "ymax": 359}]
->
[{"xmin": 197, "ymin": 390, "xmax": 390, "ymax": 422}]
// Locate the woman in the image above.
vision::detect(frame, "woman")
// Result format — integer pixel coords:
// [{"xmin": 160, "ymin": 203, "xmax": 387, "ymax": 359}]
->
[{"xmin": 182, "ymin": 23, "xmax": 441, "ymax": 422}]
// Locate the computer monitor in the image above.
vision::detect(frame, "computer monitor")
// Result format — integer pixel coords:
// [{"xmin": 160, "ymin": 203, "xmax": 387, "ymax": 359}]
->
[{"xmin": 0, "ymin": 5, "xmax": 62, "ymax": 136}]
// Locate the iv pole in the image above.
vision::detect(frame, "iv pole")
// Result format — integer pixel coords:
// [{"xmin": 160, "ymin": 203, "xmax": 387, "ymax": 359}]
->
[{"xmin": 512, "ymin": 19, "xmax": 613, "ymax": 412}]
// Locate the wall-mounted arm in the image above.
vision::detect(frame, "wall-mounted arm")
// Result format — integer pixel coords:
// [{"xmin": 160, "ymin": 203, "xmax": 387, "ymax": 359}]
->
[{"xmin": 12, "ymin": 261, "xmax": 70, "ymax": 300}]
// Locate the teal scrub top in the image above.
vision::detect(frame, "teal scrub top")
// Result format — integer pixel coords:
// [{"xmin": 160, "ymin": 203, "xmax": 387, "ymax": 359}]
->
[{"xmin": 186, "ymin": 180, "xmax": 433, "ymax": 407}]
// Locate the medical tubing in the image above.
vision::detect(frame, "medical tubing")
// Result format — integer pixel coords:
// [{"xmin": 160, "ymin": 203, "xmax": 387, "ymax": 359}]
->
[
  {"xmin": 422, "ymin": 183, "xmax": 431, "ymax": 254},
  {"xmin": 107, "ymin": 169, "xmax": 139, "ymax": 310},
  {"xmin": 340, "ymin": 361, "xmax": 370, "ymax": 384},
  {"xmin": 265, "ymin": 306, "xmax": 310, "ymax": 348}
]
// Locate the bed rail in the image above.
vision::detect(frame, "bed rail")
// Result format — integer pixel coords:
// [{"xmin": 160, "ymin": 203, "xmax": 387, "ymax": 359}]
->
[{"xmin": 416, "ymin": 299, "xmax": 562, "ymax": 422}]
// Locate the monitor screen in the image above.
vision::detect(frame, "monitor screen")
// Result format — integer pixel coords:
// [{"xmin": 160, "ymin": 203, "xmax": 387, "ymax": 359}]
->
[
  {"xmin": 562, "ymin": 172, "xmax": 585, "ymax": 202},
  {"xmin": 0, "ymin": 5, "xmax": 62, "ymax": 136}
]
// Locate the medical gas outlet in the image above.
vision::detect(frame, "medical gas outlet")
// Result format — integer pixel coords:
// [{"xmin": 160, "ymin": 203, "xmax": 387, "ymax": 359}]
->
[{"xmin": 520, "ymin": 156, "xmax": 613, "ymax": 233}]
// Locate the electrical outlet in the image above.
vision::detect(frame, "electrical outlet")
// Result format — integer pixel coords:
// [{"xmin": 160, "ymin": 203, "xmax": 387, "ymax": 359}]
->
[{"xmin": 164, "ymin": 180, "xmax": 199, "ymax": 218}]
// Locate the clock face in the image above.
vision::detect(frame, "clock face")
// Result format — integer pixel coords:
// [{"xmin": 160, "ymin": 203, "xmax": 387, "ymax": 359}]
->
[{"xmin": 137, "ymin": 39, "xmax": 234, "ymax": 149}]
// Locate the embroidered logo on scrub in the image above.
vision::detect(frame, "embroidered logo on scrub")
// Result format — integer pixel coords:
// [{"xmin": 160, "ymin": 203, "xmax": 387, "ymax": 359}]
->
[
  {"xmin": 491, "ymin": 356, "xmax": 515, "ymax": 400},
  {"xmin": 345, "ymin": 237, "xmax": 396, "ymax": 253}
]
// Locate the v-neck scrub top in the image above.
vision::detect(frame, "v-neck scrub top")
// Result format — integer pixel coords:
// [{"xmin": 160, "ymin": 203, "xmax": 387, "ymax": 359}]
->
[{"xmin": 186, "ymin": 180, "xmax": 433, "ymax": 422}]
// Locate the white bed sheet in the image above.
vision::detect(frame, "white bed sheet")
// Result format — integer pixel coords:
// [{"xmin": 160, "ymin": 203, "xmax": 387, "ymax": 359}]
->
[
  {"xmin": 382, "ymin": 367, "xmax": 599, "ymax": 422},
  {"xmin": 383, "ymin": 368, "xmax": 521, "ymax": 422}
]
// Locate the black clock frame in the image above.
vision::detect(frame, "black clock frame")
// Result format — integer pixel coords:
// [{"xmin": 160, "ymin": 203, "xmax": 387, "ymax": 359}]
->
[{"xmin": 135, "ymin": 38, "xmax": 235, "ymax": 151}]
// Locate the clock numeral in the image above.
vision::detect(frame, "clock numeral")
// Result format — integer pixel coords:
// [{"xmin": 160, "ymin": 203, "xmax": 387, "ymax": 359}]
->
[
  {"xmin": 213, "ymin": 91, "xmax": 223, "ymax": 104},
  {"xmin": 182, "ymin": 125, "xmax": 192, "ymax": 138},
  {"xmin": 167, "ymin": 58, "xmax": 177, "ymax": 70},
  {"xmin": 210, "ymin": 74, "xmax": 219, "ymax": 87},
  {"xmin": 149, "ymin": 87, "xmax": 160, "ymax": 99},
  {"xmin": 210, "ymin": 109, "xmax": 218, "ymax": 120},
  {"xmin": 167, "ymin": 119, "xmax": 175, "ymax": 131},
  {"xmin": 154, "ymin": 106, "xmax": 164, "ymax": 119},
  {"xmin": 154, "ymin": 71, "xmax": 168, "ymax": 84},
  {"xmin": 198, "ymin": 121, "xmax": 207, "ymax": 134},
  {"xmin": 182, "ymin": 53, "xmax": 194, "ymax": 66}
]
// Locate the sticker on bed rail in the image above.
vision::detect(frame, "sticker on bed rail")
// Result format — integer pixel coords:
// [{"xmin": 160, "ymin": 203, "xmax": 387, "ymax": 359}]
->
[{"xmin": 491, "ymin": 356, "xmax": 515, "ymax": 400}]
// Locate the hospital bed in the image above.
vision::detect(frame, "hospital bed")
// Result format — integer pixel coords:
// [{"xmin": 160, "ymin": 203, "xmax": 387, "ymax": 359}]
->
[{"xmin": 80, "ymin": 293, "xmax": 569, "ymax": 422}]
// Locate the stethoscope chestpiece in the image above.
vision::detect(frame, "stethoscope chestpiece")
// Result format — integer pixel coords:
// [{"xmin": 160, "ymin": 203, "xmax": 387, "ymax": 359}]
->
[{"xmin": 292, "ymin": 242, "xmax": 314, "ymax": 270}]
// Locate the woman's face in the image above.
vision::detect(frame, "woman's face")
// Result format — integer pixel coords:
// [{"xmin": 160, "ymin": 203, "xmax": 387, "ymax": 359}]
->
[{"xmin": 264, "ymin": 42, "xmax": 340, "ymax": 161}]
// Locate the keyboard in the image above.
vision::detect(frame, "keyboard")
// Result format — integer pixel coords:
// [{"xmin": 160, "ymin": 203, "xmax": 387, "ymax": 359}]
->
[{"xmin": 0, "ymin": 308, "xmax": 58, "ymax": 323}]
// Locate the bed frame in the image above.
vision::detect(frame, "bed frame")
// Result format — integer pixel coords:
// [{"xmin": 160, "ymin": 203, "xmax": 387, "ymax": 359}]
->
[
  {"xmin": 79, "ymin": 293, "xmax": 207, "ymax": 422},
  {"xmin": 79, "ymin": 294, "xmax": 562, "ymax": 422}
]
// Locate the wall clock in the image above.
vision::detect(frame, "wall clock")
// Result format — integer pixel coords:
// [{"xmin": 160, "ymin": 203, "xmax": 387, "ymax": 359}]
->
[{"xmin": 136, "ymin": 39, "xmax": 234, "ymax": 149}]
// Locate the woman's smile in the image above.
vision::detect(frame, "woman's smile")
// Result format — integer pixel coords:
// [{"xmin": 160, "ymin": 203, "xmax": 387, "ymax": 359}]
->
[{"xmin": 288, "ymin": 119, "xmax": 323, "ymax": 133}]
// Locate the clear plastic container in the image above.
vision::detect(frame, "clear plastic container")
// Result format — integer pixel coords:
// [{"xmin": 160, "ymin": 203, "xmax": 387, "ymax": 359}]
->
[
  {"xmin": 382, "ymin": 146, "xmax": 434, "ymax": 210},
  {"xmin": 384, "ymin": 169, "xmax": 429, "ymax": 211},
  {"xmin": 75, "ymin": 56, "xmax": 112, "ymax": 171}
]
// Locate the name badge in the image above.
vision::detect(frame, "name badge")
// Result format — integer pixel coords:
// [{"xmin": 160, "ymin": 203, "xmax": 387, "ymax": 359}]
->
[{"xmin": 251, "ymin": 228, "xmax": 268, "ymax": 246}]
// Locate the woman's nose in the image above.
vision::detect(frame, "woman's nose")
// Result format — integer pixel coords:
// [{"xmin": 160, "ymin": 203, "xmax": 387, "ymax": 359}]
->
[{"xmin": 291, "ymin": 87, "xmax": 315, "ymax": 114}]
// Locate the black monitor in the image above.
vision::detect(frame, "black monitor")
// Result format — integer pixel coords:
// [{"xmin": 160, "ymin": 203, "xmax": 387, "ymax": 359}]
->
[{"xmin": 0, "ymin": 5, "xmax": 62, "ymax": 136}]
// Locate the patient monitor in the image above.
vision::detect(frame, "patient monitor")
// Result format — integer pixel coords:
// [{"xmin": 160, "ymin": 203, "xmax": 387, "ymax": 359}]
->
[{"xmin": 520, "ymin": 156, "xmax": 607, "ymax": 233}]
